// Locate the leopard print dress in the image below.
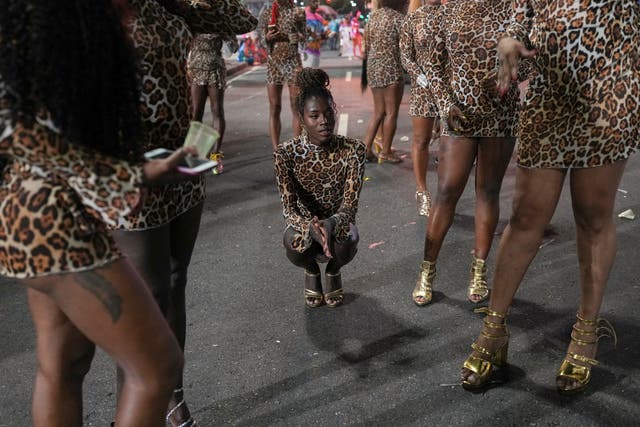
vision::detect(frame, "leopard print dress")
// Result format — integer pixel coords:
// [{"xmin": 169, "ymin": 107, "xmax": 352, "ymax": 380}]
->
[
  {"xmin": 258, "ymin": 2, "xmax": 305, "ymax": 85},
  {"xmin": 118, "ymin": 0, "xmax": 256, "ymax": 230},
  {"xmin": 427, "ymin": 0, "xmax": 521, "ymax": 137},
  {"xmin": 507, "ymin": 0, "xmax": 640, "ymax": 168},
  {"xmin": 274, "ymin": 132, "xmax": 366, "ymax": 253},
  {"xmin": 0, "ymin": 121, "xmax": 144, "ymax": 278},
  {"xmin": 365, "ymin": 7, "xmax": 405, "ymax": 88},
  {"xmin": 187, "ymin": 34, "xmax": 226, "ymax": 88},
  {"xmin": 399, "ymin": 4, "xmax": 440, "ymax": 118}
]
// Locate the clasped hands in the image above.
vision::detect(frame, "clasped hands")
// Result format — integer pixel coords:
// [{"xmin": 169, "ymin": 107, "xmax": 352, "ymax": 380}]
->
[{"xmin": 309, "ymin": 216, "xmax": 336, "ymax": 259}]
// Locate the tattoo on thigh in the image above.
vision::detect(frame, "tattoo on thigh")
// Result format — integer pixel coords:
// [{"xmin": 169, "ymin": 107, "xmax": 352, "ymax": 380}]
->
[{"xmin": 75, "ymin": 272, "xmax": 123, "ymax": 323}]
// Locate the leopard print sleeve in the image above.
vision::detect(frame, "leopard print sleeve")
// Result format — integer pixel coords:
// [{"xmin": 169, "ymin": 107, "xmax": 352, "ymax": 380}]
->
[
  {"xmin": 176, "ymin": 0, "xmax": 258, "ymax": 35},
  {"xmin": 424, "ymin": 6, "xmax": 455, "ymax": 119},
  {"xmin": 329, "ymin": 138, "xmax": 366, "ymax": 244},
  {"xmin": 400, "ymin": 13, "xmax": 421, "ymax": 85},
  {"xmin": 274, "ymin": 145, "xmax": 312, "ymax": 252},
  {"xmin": 505, "ymin": 0, "xmax": 534, "ymax": 47}
]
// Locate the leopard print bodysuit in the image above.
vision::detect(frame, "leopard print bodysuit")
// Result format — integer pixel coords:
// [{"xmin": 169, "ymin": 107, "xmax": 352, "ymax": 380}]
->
[
  {"xmin": 507, "ymin": 0, "xmax": 640, "ymax": 168},
  {"xmin": 258, "ymin": 1, "xmax": 305, "ymax": 85},
  {"xmin": 274, "ymin": 132, "xmax": 366, "ymax": 253},
  {"xmin": 187, "ymin": 34, "xmax": 226, "ymax": 89},
  {"xmin": 427, "ymin": 0, "xmax": 521, "ymax": 137},
  {"xmin": 119, "ymin": 0, "xmax": 256, "ymax": 230},
  {"xmin": 364, "ymin": 7, "xmax": 405, "ymax": 88},
  {"xmin": 400, "ymin": 4, "xmax": 440, "ymax": 118}
]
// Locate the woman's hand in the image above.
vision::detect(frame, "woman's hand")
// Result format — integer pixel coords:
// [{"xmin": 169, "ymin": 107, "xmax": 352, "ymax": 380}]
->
[
  {"xmin": 497, "ymin": 37, "xmax": 536, "ymax": 96},
  {"xmin": 310, "ymin": 216, "xmax": 335, "ymax": 258},
  {"xmin": 446, "ymin": 105, "xmax": 468, "ymax": 134},
  {"xmin": 265, "ymin": 28, "xmax": 280, "ymax": 42},
  {"xmin": 142, "ymin": 146, "xmax": 198, "ymax": 184}
]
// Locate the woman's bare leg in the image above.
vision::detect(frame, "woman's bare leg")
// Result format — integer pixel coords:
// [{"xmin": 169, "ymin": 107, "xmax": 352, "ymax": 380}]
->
[
  {"xmin": 190, "ymin": 84, "xmax": 209, "ymax": 122},
  {"xmin": 208, "ymin": 85, "xmax": 225, "ymax": 153},
  {"xmin": 473, "ymin": 137, "xmax": 516, "ymax": 259},
  {"xmin": 363, "ymin": 87, "xmax": 386, "ymax": 158},
  {"xmin": 412, "ymin": 117, "xmax": 435, "ymax": 193},
  {"xmin": 23, "ymin": 259, "xmax": 182, "ymax": 427},
  {"xmin": 288, "ymin": 83, "xmax": 301, "ymax": 138},
  {"xmin": 267, "ymin": 83, "xmax": 284, "ymax": 150},
  {"xmin": 423, "ymin": 136, "xmax": 476, "ymax": 261},
  {"xmin": 557, "ymin": 159, "xmax": 627, "ymax": 391},
  {"xmin": 380, "ymin": 83, "xmax": 404, "ymax": 156}
]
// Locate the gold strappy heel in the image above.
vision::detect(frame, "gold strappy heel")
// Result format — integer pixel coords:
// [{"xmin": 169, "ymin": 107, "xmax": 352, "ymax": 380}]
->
[
  {"xmin": 556, "ymin": 313, "xmax": 617, "ymax": 395},
  {"xmin": 467, "ymin": 256, "xmax": 489, "ymax": 304},
  {"xmin": 304, "ymin": 271, "xmax": 323, "ymax": 308},
  {"xmin": 461, "ymin": 307, "xmax": 509, "ymax": 391},
  {"xmin": 415, "ymin": 190, "xmax": 431, "ymax": 217},
  {"xmin": 324, "ymin": 272, "xmax": 344, "ymax": 308},
  {"xmin": 412, "ymin": 260, "xmax": 436, "ymax": 306}
]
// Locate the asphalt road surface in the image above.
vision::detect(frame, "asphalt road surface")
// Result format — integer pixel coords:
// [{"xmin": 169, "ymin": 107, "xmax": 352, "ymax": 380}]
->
[{"xmin": 2, "ymin": 50, "xmax": 640, "ymax": 426}]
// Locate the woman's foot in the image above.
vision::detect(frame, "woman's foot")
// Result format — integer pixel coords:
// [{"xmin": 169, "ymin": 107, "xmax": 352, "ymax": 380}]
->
[
  {"xmin": 412, "ymin": 260, "xmax": 436, "ymax": 306},
  {"xmin": 324, "ymin": 271, "xmax": 344, "ymax": 308},
  {"xmin": 556, "ymin": 313, "xmax": 616, "ymax": 394},
  {"xmin": 467, "ymin": 256, "xmax": 489, "ymax": 303},
  {"xmin": 304, "ymin": 270, "xmax": 323, "ymax": 308},
  {"xmin": 365, "ymin": 150, "xmax": 377, "ymax": 163},
  {"xmin": 167, "ymin": 388, "xmax": 197, "ymax": 427},
  {"xmin": 210, "ymin": 152, "xmax": 224, "ymax": 175},
  {"xmin": 377, "ymin": 151, "xmax": 402, "ymax": 164},
  {"xmin": 461, "ymin": 308, "xmax": 509, "ymax": 390}
]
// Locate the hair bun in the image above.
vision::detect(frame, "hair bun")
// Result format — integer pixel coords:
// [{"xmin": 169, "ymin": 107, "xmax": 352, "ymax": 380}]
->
[{"xmin": 295, "ymin": 67, "xmax": 330, "ymax": 92}]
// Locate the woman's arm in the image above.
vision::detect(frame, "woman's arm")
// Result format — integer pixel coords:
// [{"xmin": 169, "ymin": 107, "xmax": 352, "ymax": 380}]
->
[
  {"xmin": 274, "ymin": 148, "xmax": 313, "ymax": 252},
  {"xmin": 424, "ymin": 6, "xmax": 456, "ymax": 119},
  {"xmin": 399, "ymin": 14, "xmax": 422, "ymax": 86},
  {"xmin": 175, "ymin": 0, "xmax": 258, "ymax": 35},
  {"xmin": 328, "ymin": 140, "xmax": 366, "ymax": 243}
]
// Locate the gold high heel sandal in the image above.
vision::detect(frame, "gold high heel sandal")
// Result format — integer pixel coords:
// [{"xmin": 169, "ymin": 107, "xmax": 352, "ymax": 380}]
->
[
  {"xmin": 467, "ymin": 256, "xmax": 489, "ymax": 304},
  {"xmin": 556, "ymin": 313, "xmax": 617, "ymax": 395},
  {"xmin": 412, "ymin": 260, "xmax": 436, "ymax": 306},
  {"xmin": 415, "ymin": 190, "xmax": 431, "ymax": 217},
  {"xmin": 324, "ymin": 271, "xmax": 344, "ymax": 308},
  {"xmin": 461, "ymin": 308, "xmax": 509, "ymax": 391},
  {"xmin": 304, "ymin": 271, "xmax": 323, "ymax": 308},
  {"xmin": 377, "ymin": 151, "xmax": 403, "ymax": 164}
]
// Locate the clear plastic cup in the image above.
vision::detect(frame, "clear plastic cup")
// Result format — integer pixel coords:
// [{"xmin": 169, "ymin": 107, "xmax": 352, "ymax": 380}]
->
[{"xmin": 183, "ymin": 121, "xmax": 219, "ymax": 158}]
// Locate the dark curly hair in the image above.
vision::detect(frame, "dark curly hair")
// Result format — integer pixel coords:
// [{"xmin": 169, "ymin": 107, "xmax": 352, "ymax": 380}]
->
[
  {"xmin": 0, "ymin": 0, "xmax": 142, "ymax": 160},
  {"xmin": 294, "ymin": 68, "xmax": 337, "ymax": 118}
]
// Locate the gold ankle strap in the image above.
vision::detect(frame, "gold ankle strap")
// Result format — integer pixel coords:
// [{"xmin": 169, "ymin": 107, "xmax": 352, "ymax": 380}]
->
[
  {"xmin": 474, "ymin": 307, "xmax": 506, "ymax": 319},
  {"xmin": 572, "ymin": 315, "xmax": 618, "ymax": 347},
  {"xmin": 576, "ymin": 312, "xmax": 598, "ymax": 326}
]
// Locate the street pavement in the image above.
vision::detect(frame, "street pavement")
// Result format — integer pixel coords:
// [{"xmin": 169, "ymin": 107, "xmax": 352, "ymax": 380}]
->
[{"xmin": 2, "ymin": 49, "xmax": 640, "ymax": 426}]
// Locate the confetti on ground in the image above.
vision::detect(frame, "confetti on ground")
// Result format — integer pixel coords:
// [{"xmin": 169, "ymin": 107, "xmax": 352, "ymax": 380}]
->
[
  {"xmin": 403, "ymin": 221, "xmax": 416, "ymax": 226},
  {"xmin": 368, "ymin": 241, "xmax": 385, "ymax": 249},
  {"xmin": 357, "ymin": 119, "xmax": 364, "ymax": 123},
  {"xmin": 618, "ymin": 188, "xmax": 628, "ymax": 195},
  {"xmin": 618, "ymin": 209, "xmax": 636, "ymax": 220},
  {"xmin": 400, "ymin": 135, "xmax": 410, "ymax": 142},
  {"xmin": 364, "ymin": 176, "xmax": 372, "ymax": 181}
]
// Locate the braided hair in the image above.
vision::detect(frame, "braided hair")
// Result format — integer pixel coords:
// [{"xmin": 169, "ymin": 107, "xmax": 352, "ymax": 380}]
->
[
  {"xmin": 0, "ymin": 0, "xmax": 142, "ymax": 160},
  {"xmin": 294, "ymin": 68, "xmax": 337, "ymax": 118}
]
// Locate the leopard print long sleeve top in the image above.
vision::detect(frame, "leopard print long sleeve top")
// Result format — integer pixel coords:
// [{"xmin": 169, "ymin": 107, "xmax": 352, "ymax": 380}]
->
[
  {"xmin": 426, "ymin": 0, "xmax": 521, "ymax": 137},
  {"xmin": 506, "ymin": 0, "xmax": 640, "ymax": 168},
  {"xmin": 399, "ymin": 4, "xmax": 440, "ymax": 118},
  {"xmin": 274, "ymin": 132, "xmax": 366, "ymax": 253}
]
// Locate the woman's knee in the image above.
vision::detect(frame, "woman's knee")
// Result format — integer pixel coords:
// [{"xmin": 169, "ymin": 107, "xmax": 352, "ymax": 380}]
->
[
  {"xmin": 436, "ymin": 182, "xmax": 464, "ymax": 205},
  {"xmin": 573, "ymin": 206, "xmax": 612, "ymax": 235},
  {"xmin": 37, "ymin": 337, "xmax": 96, "ymax": 387}
]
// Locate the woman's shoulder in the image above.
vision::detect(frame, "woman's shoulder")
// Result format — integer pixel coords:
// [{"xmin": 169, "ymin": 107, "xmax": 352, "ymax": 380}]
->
[{"xmin": 334, "ymin": 135, "xmax": 366, "ymax": 156}]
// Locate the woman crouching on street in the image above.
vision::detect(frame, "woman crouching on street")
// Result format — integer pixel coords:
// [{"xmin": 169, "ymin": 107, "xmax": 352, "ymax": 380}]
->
[{"xmin": 274, "ymin": 68, "xmax": 366, "ymax": 308}]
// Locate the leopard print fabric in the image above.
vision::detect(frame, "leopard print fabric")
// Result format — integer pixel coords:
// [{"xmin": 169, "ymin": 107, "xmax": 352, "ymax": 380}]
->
[
  {"xmin": 364, "ymin": 7, "xmax": 405, "ymax": 88},
  {"xmin": 427, "ymin": 0, "xmax": 521, "ymax": 137},
  {"xmin": 0, "ymin": 122, "xmax": 144, "ymax": 278},
  {"xmin": 507, "ymin": 0, "xmax": 640, "ymax": 168},
  {"xmin": 187, "ymin": 34, "xmax": 226, "ymax": 88},
  {"xmin": 400, "ymin": 5, "xmax": 440, "ymax": 118},
  {"xmin": 258, "ymin": 2, "xmax": 305, "ymax": 85},
  {"xmin": 274, "ymin": 132, "xmax": 366, "ymax": 253},
  {"xmin": 118, "ymin": 0, "xmax": 256, "ymax": 230}
]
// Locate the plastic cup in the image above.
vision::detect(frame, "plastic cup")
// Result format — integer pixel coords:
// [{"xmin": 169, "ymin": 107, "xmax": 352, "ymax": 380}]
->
[{"xmin": 183, "ymin": 121, "xmax": 219, "ymax": 158}]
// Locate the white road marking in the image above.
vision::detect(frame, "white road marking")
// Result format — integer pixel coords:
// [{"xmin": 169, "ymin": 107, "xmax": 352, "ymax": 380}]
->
[
  {"xmin": 337, "ymin": 113, "xmax": 348, "ymax": 136},
  {"xmin": 227, "ymin": 66, "xmax": 258, "ymax": 84},
  {"xmin": 345, "ymin": 71, "xmax": 352, "ymax": 82}
]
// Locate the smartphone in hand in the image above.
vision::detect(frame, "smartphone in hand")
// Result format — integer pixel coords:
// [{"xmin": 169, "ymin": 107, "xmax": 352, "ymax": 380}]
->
[{"xmin": 143, "ymin": 148, "xmax": 218, "ymax": 175}]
